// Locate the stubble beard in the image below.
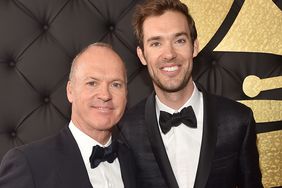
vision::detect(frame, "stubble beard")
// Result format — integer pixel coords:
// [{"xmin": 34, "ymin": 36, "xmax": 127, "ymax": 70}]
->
[
  {"xmin": 150, "ymin": 69, "xmax": 192, "ymax": 93},
  {"xmin": 143, "ymin": 53, "xmax": 193, "ymax": 93}
]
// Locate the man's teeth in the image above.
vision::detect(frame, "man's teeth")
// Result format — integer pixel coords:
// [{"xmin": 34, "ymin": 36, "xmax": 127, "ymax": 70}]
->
[{"xmin": 162, "ymin": 66, "xmax": 178, "ymax": 71}]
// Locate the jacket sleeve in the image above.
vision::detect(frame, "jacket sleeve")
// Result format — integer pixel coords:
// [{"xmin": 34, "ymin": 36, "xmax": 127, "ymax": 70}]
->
[
  {"xmin": 238, "ymin": 109, "xmax": 263, "ymax": 188},
  {"xmin": 0, "ymin": 149, "xmax": 35, "ymax": 188}
]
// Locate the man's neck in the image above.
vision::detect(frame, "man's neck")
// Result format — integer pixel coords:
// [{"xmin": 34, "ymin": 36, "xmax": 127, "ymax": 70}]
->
[
  {"xmin": 71, "ymin": 119, "xmax": 112, "ymax": 145},
  {"xmin": 155, "ymin": 83, "xmax": 194, "ymax": 110}
]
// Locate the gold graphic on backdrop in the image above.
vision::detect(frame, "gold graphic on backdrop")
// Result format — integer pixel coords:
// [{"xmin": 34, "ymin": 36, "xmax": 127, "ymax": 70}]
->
[
  {"xmin": 243, "ymin": 75, "xmax": 282, "ymax": 98},
  {"xmin": 257, "ymin": 130, "xmax": 282, "ymax": 187},
  {"xmin": 215, "ymin": 0, "xmax": 282, "ymax": 55},
  {"xmin": 240, "ymin": 100, "xmax": 282, "ymax": 123},
  {"xmin": 241, "ymin": 74, "xmax": 282, "ymax": 187},
  {"xmin": 242, "ymin": 75, "xmax": 282, "ymax": 123},
  {"xmin": 180, "ymin": 0, "xmax": 233, "ymax": 51},
  {"xmin": 181, "ymin": 1, "xmax": 282, "ymax": 187}
]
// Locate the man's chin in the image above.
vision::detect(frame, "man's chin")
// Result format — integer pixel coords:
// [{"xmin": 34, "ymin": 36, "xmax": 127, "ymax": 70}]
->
[{"xmin": 157, "ymin": 82, "xmax": 187, "ymax": 93}]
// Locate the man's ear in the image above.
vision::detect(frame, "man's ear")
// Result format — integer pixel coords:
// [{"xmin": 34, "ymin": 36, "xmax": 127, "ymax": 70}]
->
[
  {"xmin": 66, "ymin": 81, "xmax": 73, "ymax": 103},
  {"xmin": 137, "ymin": 46, "xmax": 147, "ymax": 66},
  {"xmin": 193, "ymin": 39, "xmax": 199, "ymax": 58}
]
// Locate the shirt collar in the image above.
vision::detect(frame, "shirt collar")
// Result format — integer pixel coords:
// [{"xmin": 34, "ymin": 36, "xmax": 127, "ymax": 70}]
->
[
  {"xmin": 156, "ymin": 82, "xmax": 201, "ymax": 115},
  {"xmin": 69, "ymin": 121, "xmax": 112, "ymax": 165}
]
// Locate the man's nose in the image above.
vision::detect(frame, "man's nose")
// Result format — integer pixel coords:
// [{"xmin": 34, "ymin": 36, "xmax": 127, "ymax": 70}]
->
[
  {"xmin": 162, "ymin": 43, "xmax": 177, "ymax": 61},
  {"xmin": 98, "ymin": 84, "xmax": 112, "ymax": 102}
]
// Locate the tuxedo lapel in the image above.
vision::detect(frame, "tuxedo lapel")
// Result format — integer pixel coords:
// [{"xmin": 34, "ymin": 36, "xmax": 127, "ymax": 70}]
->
[
  {"xmin": 194, "ymin": 92, "xmax": 218, "ymax": 188},
  {"xmin": 144, "ymin": 89, "xmax": 218, "ymax": 188},
  {"xmin": 144, "ymin": 93, "xmax": 179, "ymax": 188},
  {"xmin": 56, "ymin": 127, "xmax": 93, "ymax": 188},
  {"xmin": 117, "ymin": 142, "xmax": 137, "ymax": 188}
]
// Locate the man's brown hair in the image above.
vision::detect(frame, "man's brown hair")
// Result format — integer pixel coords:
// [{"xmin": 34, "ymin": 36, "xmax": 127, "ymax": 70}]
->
[{"xmin": 132, "ymin": 0, "xmax": 198, "ymax": 50}]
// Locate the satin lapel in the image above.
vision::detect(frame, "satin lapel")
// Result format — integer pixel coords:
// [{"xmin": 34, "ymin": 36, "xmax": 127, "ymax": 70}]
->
[
  {"xmin": 194, "ymin": 92, "xmax": 217, "ymax": 188},
  {"xmin": 57, "ymin": 127, "xmax": 93, "ymax": 188},
  {"xmin": 117, "ymin": 142, "xmax": 137, "ymax": 188},
  {"xmin": 144, "ymin": 93, "xmax": 179, "ymax": 188}
]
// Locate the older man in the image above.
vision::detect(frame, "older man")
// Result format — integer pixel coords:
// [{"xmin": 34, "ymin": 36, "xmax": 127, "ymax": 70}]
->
[{"xmin": 0, "ymin": 43, "xmax": 137, "ymax": 188}]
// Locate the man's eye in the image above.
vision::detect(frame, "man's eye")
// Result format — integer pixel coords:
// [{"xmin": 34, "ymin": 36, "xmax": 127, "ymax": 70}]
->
[
  {"xmin": 87, "ymin": 81, "xmax": 96, "ymax": 86},
  {"xmin": 112, "ymin": 82, "xmax": 123, "ymax": 88},
  {"xmin": 150, "ymin": 42, "xmax": 160, "ymax": 47},
  {"xmin": 176, "ymin": 38, "xmax": 186, "ymax": 44}
]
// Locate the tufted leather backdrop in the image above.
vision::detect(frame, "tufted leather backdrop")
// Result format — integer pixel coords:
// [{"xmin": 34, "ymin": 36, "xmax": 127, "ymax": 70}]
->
[
  {"xmin": 0, "ymin": 0, "xmax": 150, "ymax": 158},
  {"xmin": 0, "ymin": 0, "xmax": 281, "ymax": 187}
]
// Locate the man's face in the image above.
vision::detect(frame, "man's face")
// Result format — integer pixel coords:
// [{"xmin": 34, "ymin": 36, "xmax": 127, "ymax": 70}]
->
[
  {"xmin": 137, "ymin": 10, "xmax": 198, "ymax": 94},
  {"xmin": 67, "ymin": 46, "xmax": 127, "ymax": 137}
]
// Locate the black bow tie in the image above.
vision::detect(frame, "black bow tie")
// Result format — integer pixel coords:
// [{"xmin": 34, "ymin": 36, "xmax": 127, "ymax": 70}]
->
[
  {"xmin": 159, "ymin": 106, "xmax": 197, "ymax": 134},
  {"xmin": 89, "ymin": 140, "xmax": 118, "ymax": 169}
]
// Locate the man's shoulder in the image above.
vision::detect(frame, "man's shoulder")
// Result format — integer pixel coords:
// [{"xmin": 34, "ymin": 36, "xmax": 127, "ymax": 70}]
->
[
  {"xmin": 203, "ymin": 91, "xmax": 253, "ymax": 118},
  {"xmin": 196, "ymin": 83, "xmax": 249, "ymax": 109},
  {"xmin": 124, "ymin": 97, "xmax": 147, "ymax": 117},
  {"xmin": 118, "ymin": 97, "xmax": 148, "ymax": 131}
]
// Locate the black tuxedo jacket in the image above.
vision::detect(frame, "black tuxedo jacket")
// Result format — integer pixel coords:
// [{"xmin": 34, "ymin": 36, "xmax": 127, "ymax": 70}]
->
[
  {"xmin": 0, "ymin": 126, "xmax": 137, "ymax": 188},
  {"xmin": 119, "ymin": 90, "xmax": 263, "ymax": 188}
]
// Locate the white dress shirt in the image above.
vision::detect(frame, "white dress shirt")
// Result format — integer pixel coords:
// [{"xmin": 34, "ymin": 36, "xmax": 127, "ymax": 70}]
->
[
  {"xmin": 69, "ymin": 121, "xmax": 124, "ymax": 188},
  {"xmin": 155, "ymin": 83, "xmax": 204, "ymax": 188}
]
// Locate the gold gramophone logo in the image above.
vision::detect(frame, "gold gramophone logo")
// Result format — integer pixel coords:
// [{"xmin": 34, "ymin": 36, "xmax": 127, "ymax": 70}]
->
[
  {"xmin": 242, "ymin": 75, "xmax": 282, "ymax": 122},
  {"xmin": 182, "ymin": 0, "xmax": 281, "ymax": 187}
]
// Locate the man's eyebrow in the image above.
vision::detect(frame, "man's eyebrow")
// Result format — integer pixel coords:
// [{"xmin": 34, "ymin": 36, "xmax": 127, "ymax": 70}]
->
[
  {"xmin": 82, "ymin": 76, "xmax": 98, "ymax": 82},
  {"xmin": 146, "ymin": 32, "xmax": 189, "ymax": 43},
  {"xmin": 175, "ymin": 32, "xmax": 189, "ymax": 38},
  {"xmin": 85, "ymin": 76, "xmax": 126, "ymax": 83},
  {"xmin": 85, "ymin": 76, "xmax": 97, "ymax": 80},
  {"xmin": 146, "ymin": 36, "xmax": 161, "ymax": 43}
]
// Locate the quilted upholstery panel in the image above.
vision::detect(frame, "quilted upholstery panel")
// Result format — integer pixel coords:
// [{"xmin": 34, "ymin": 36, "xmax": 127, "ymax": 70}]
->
[{"xmin": 0, "ymin": 0, "xmax": 148, "ymax": 160}]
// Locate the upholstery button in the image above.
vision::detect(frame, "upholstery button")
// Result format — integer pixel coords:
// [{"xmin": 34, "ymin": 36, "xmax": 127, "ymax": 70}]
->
[
  {"xmin": 212, "ymin": 60, "xmax": 217, "ymax": 66},
  {"xmin": 11, "ymin": 131, "xmax": 16, "ymax": 137},
  {"xmin": 9, "ymin": 61, "xmax": 15, "ymax": 67},
  {"xmin": 43, "ymin": 25, "xmax": 48, "ymax": 30},
  {"xmin": 44, "ymin": 97, "xmax": 50, "ymax": 103},
  {"xmin": 109, "ymin": 25, "xmax": 114, "ymax": 31}
]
